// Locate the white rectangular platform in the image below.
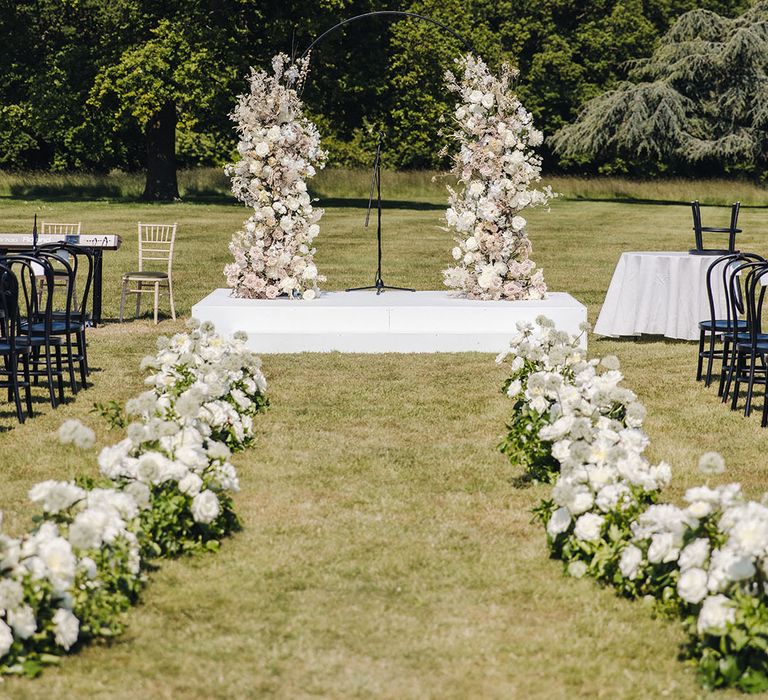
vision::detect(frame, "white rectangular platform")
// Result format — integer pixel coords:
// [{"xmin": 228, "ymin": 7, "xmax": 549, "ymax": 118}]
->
[{"xmin": 191, "ymin": 289, "xmax": 587, "ymax": 353}]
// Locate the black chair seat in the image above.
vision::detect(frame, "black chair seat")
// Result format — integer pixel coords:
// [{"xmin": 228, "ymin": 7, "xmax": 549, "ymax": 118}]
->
[
  {"xmin": 21, "ymin": 320, "xmax": 85, "ymax": 334},
  {"xmin": 15, "ymin": 335, "xmax": 63, "ymax": 347},
  {"xmin": 699, "ymin": 319, "xmax": 747, "ymax": 331},
  {"xmin": 0, "ymin": 341, "xmax": 31, "ymax": 355}
]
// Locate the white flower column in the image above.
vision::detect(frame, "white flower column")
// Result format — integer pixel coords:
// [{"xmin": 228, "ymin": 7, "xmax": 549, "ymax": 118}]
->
[
  {"xmin": 442, "ymin": 54, "xmax": 554, "ymax": 300},
  {"xmin": 224, "ymin": 53, "xmax": 327, "ymax": 300}
]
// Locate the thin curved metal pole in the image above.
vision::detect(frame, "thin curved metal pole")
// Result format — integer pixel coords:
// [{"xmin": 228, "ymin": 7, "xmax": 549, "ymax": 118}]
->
[{"xmin": 299, "ymin": 11, "xmax": 476, "ymax": 60}]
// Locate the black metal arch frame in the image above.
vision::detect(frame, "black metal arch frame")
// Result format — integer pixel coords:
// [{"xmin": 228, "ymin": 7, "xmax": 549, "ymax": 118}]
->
[
  {"xmin": 293, "ymin": 11, "xmax": 475, "ymax": 295},
  {"xmin": 299, "ymin": 10, "xmax": 476, "ymax": 60}
]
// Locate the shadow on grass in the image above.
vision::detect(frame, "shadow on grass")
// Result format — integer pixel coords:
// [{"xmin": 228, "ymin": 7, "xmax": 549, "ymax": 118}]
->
[
  {"xmin": 315, "ymin": 197, "xmax": 445, "ymax": 211},
  {"xmin": 591, "ymin": 334, "xmax": 695, "ymax": 346},
  {"xmin": 4, "ymin": 185, "xmax": 239, "ymax": 206},
  {"xmin": 564, "ymin": 195, "xmax": 768, "ymax": 209}
]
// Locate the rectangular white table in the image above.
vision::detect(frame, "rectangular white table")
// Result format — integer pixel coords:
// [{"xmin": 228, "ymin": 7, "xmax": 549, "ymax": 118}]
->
[{"xmin": 594, "ymin": 251, "xmax": 729, "ymax": 341}]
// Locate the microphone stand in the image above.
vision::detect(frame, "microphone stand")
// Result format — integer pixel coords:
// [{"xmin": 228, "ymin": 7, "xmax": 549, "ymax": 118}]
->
[{"xmin": 346, "ymin": 132, "xmax": 415, "ymax": 295}]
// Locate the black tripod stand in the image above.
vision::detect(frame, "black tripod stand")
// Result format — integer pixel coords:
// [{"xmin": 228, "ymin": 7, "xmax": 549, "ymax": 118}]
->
[{"xmin": 346, "ymin": 132, "xmax": 414, "ymax": 295}]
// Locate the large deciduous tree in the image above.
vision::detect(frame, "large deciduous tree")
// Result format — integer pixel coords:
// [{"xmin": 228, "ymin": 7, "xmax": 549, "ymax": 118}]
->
[
  {"xmin": 552, "ymin": 3, "xmax": 768, "ymax": 177},
  {"xmin": 89, "ymin": 20, "xmax": 231, "ymax": 200}
]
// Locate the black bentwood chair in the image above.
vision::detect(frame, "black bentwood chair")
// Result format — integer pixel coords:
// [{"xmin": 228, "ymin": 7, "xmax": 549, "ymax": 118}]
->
[
  {"xmin": 39, "ymin": 242, "xmax": 94, "ymax": 377},
  {"xmin": 721, "ymin": 260, "xmax": 768, "ymax": 412},
  {"xmin": 25, "ymin": 250, "xmax": 87, "ymax": 393},
  {"xmin": 726, "ymin": 263, "xmax": 768, "ymax": 424},
  {"xmin": 690, "ymin": 200, "xmax": 742, "ymax": 255},
  {"xmin": 0, "ymin": 263, "xmax": 33, "ymax": 422},
  {"xmin": 5, "ymin": 255, "xmax": 66, "ymax": 408},
  {"xmin": 698, "ymin": 253, "xmax": 765, "ymax": 388}
]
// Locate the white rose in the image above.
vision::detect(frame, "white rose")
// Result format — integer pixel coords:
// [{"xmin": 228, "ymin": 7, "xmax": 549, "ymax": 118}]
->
[
  {"xmin": 451, "ymin": 246, "xmax": 462, "ymax": 261},
  {"xmin": 546, "ymin": 507, "xmax": 572, "ymax": 537},
  {"xmin": 7, "ymin": 605, "xmax": 36, "ymax": 639},
  {"xmin": 0, "ymin": 579, "xmax": 23, "ymax": 610},
  {"xmin": 647, "ymin": 532, "xmax": 679, "ymax": 564},
  {"xmin": 511, "ymin": 216, "xmax": 527, "ymax": 231},
  {"xmin": 697, "ymin": 594, "xmax": 736, "ymax": 636},
  {"xmin": 53, "ymin": 608, "xmax": 79, "ymax": 650},
  {"xmin": 619, "ymin": 545, "xmax": 643, "ymax": 580},
  {"xmin": 191, "ymin": 490, "xmax": 221, "ymax": 524},
  {"xmin": 302, "ymin": 289, "xmax": 316, "ymax": 301},
  {"xmin": 569, "ymin": 490, "xmax": 594, "ymax": 516},
  {"xmin": 677, "ymin": 568, "xmax": 709, "ymax": 604},
  {"xmin": 678, "ymin": 538, "xmax": 710, "ymax": 571},
  {"xmin": 574, "ymin": 513, "xmax": 604, "ymax": 542},
  {"xmin": 481, "ymin": 93, "xmax": 494, "ymax": 109},
  {"xmin": 465, "ymin": 236, "xmax": 479, "ymax": 251},
  {"xmin": 266, "ymin": 125, "xmax": 281, "ymax": 142},
  {"xmin": 567, "ymin": 560, "xmax": 587, "ymax": 578},
  {"xmin": 506, "ymin": 379, "xmax": 522, "ymax": 397},
  {"xmin": 0, "ymin": 619, "xmax": 12, "ymax": 658},
  {"xmin": 254, "ymin": 142, "xmax": 269, "ymax": 157},
  {"xmin": 468, "ymin": 90, "xmax": 483, "ymax": 103},
  {"xmin": 179, "ymin": 473, "xmax": 203, "ymax": 497}
]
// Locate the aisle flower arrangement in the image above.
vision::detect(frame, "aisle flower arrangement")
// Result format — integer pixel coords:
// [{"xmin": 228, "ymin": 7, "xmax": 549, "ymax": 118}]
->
[
  {"xmin": 0, "ymin": 320, "xmax": 267, "ymax": 676},
  {"xmin": 442, "ymin": 54, "xmax": 554, "ymax": 301},
  {"xmin": 224, "ymin": 53, "xmax": 326, "ymax": 300},
  {"xmin": 498, "ymin": 317, "xmax": 768, "ymax": 693}
]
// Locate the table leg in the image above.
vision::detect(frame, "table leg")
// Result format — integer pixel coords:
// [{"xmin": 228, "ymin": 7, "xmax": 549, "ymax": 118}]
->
[{"xmin": 93, "ymin": 249, "xmax": 103, "ymax": 326}]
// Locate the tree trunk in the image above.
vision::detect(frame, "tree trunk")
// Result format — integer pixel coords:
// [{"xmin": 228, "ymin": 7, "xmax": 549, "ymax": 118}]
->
[{"xmin": 142, "ymin": 100, "xmax": 179, "ymax": 201}]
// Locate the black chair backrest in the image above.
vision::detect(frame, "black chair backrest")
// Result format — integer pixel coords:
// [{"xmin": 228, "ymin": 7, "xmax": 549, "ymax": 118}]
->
[
  {"xmin": 4, "ymin": 254, "xmax": 55, "ymax": 340},
  {"xmin": 39, "ymin": 242, "xmax": 93, "ymax": 319},
  {"xmin": 33, "ymin": 249, "xmax": 74, "ymax": 323},
  {"xmin": 692, "ymin": 201, "xmax": 703, "ymax": 245},
  {"xmin": 730, "ymin": 202, "xmax": 741, "ymax": 232},
  {"xmin": 0, "ymin": 263, "xmax": 20, "ymax": 350},
  {"xmin": 725, "ymin": 258, "xmax": 766, "ymax": 334},
  {"xmin": 705, "ymin": 253, "xmax": 740, "ymax": 328},
  {"xmin": 743, "ymin": 263, "xmax": 768, "ymax": 349},
  {"xmin": 691, "ymin": 200, "xmax": 742, "ymax": 253}
]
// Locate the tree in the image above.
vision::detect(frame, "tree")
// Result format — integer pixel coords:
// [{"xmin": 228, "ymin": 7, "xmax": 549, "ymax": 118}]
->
[
  {"xmin": 551, "ymin": 3, "xmax": 768, "ymax": 177},
  {"xmin": 89, "ymin": 19, "xmax": 232, "ymax": 200}
]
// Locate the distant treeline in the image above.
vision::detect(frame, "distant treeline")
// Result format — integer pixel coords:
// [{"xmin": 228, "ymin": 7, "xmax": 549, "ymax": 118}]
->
[{"xmin": 0, "ymin": 0, "xmax": 751, "ymax": 178}]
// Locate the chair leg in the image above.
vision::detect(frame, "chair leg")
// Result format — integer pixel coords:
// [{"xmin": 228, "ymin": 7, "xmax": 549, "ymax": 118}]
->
[
  {"xmin": 731, "ymin": 352, "xmax": 744, "ymax": 411},
  {"xmin": 76, "ymin": 331, "xmax": 88, "ymax": 387},
  {"xmin": 119, "ymin": 279, "xmax": 127, "ymax": 322},
  {"xmin": 22, "ymin": 355, "xmax": 32, "ymax": 418},
  {"xmin": 44, "ymin": 345, "xmax": 57, "ymax": 409},
  {"xmin": 745, "ymin": 354, "xmax": 757, "ymax": 416},
  {"xmin": 718, "ymin": 338, "xmax": 731, "ymax": 397},
  {"xmin": 153, "ymin": 282, "xmax": 159, "ymax": 324},
  {"xmin": 167, "ymin": 278, "xmax": 176, "ymax": 321},
  {"xmin": 696, "ymin": 329, "xmax": 705, "ymax": 381},
  {"xmin": 704, "ymin": 333, "xmax": 717, "ymax": 387},
  {"xmin": 54, "ymin": 345, "xmax": 65, "ymax": 404},
  {"xmin": 136, "ymin": 281, "xmax": 142, "ymax": 318},
  {"xmin": 10, "ymin": 356, "xmax": 23, "ymax": 423},
  {"xmin": 64, "ymin": 335, "xmax": 77, "ymax": 393},
  {"xmin": 722, "ymin": 341, "xmax": 738, "ymax": 403}
]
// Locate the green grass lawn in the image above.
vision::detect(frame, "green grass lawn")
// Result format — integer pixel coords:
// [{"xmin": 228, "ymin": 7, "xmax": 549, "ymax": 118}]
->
[{"xmin": 0, "ymin": 183, "xmax": 767, "ymax": 698}]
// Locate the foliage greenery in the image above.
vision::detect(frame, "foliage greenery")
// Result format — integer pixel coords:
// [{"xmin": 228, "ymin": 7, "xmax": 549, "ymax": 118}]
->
[
  {"xmin": 0, "ymin": 0, "xmax": 752, "ymax": 188},
  {"xmin": 554, "ymin": 3, "xmax": 768, "ymax": 178}
]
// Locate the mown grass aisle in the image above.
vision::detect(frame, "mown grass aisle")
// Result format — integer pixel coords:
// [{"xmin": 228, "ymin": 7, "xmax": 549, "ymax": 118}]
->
[{"xmin": 1, "ymin": 190, "xmax": 767, "ymax": 697}]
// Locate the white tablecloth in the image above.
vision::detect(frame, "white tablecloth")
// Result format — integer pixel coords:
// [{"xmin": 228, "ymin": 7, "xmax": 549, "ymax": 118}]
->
[{"xmin": 594, "ymin": 251, "xmax": 729, "ymax": 341}]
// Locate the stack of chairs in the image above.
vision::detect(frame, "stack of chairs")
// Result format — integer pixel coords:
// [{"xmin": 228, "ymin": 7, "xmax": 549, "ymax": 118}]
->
[
  {"xmin": 0, "ymin": 243, "xmax": 94, "ymax": 423},
  {"xmin": 697, "ymin": 252, "xmax": 768, "ymax": 426}
]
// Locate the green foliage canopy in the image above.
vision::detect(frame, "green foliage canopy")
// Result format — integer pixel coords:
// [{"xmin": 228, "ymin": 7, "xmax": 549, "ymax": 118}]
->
[
  {"xmin": 553, "ymin": 3, "xmax": 768, "ymax": 177},
  {"xmin": 0, "ymin": 0, "xmax": 753, "ymax": 177}
]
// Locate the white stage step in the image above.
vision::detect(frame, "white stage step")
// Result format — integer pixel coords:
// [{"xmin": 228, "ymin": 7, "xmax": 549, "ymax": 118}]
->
[{"xmin": 191, "ymin": 289, "xmax": 587, "ymax": 353}]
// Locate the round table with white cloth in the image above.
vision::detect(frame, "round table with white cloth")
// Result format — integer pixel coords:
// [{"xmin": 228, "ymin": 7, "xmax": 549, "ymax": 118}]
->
[{"xmin": 593, "ymin": 251, "xmax": 729, "ymax": 341}]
